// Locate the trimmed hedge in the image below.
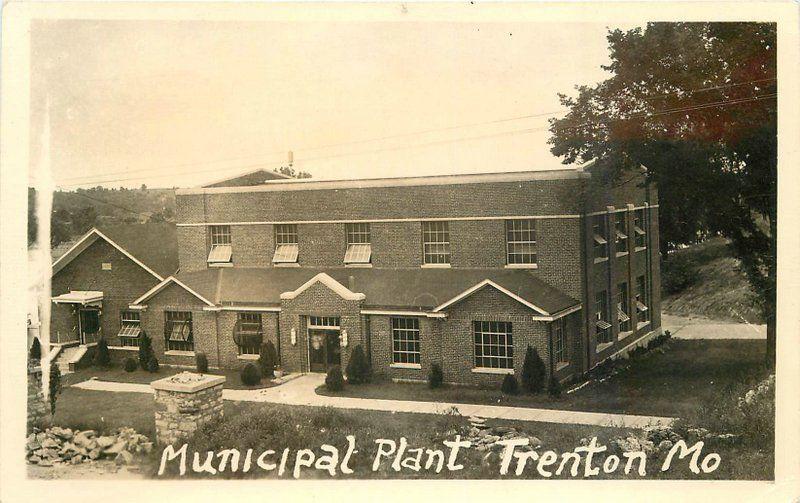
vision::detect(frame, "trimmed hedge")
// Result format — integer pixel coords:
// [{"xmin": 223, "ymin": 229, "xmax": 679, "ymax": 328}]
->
[
  {"xmin": 428, "ymin": 363, "xmax": 444, "ymax": 389},
  {"xmin": 325, "ymin": 366, "xmax": 345, "ymax": 392},
  {"xmin": 124, "ymin": 357, "xmax": 138, "ymax": 372},
  {"xmin": 195, "ymin": 352, "xmax": 209, "ymax": 374},
  {"xmin": 240, "ymin": 363, "xmax": 261, "ymax": 386},
  {"xmin": 501, "ymin": 374, "xmax": 519, "ymax": 395}
]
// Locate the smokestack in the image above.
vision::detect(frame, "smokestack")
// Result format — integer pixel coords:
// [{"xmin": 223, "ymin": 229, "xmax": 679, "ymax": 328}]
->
[{"xmin": 288, "ymin": 150, "xmax": 294, "ymax": 167}]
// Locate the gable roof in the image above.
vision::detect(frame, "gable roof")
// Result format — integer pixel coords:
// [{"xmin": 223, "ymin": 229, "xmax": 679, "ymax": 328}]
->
[
  {"xmin": 131, "ymin": 275, "xmax": 216, "ymax": 307},
  {"xmin": 280, "ymin": 273, "xmax": 366, "ymax": 301},
  {"xmin": 51, "ymin": 224, "xmax": 178, "ymax": 281},
  {"xmin": 201, "ymin": 168, "xmax": 292, "ymax": 188}
]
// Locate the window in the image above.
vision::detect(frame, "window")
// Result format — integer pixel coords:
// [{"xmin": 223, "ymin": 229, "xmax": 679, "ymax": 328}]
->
[
  {"xmin": 344, "ymin": 223, "xmax": 372, "ymax": 264},
  {"xmin": 421, "ymin": 221, "xmax": 450, "ymax": 265},
  {"xmin": 617, "ymin": 283, "xmax": 631, "ymax": 333},
  {"xmin": 614, "ymin": 212, "xmax": 628, "ymax": 254},
  {"xmin": 273, "ymin": 224, "xmax": 299, "ymax": 264},
  {"xmin": 553, "ymin": 318, "xmax": 568, "ymax": 364},
  {"xmin": 595, "ymin": 290, "xmax": 612, "ymax": 343},
  {"xmin": 473, "ymin": 321, "xmax": 513, "ymax": 369},
  {"xmin": 234, "ymin": 312, "xmax": 263, "ymax": 355},
  {"xmin": 505, "ymin": 219, "xmax": 537, "ymax": 265},
  {"xmin": 636, "ymin": 275, "xmax": 650, "ymax": 324},
  {"xmin": 391, "ymin": 318, "xmax": 421, "ymax": 365},
  {"xmin": 117, "ymin": 310, "xmax": 141, "ymax": 347},
  {"xmin": 165, "ymin": 311, "xmax": 193, "ymax": 352},
  {"xmin": 208, "ymin": 225, "xmax": 232, "ymax": 264},
  {"xmin": 634, "ymin": 209, "xmax": 647, "ymax": 249},
  {"xmin": 308, "ymin": 316, "xmax": 341, "ymax": 329},
  {"xmin": 592, "ymin": 215, "xmax": 608, "ymax": 260}
]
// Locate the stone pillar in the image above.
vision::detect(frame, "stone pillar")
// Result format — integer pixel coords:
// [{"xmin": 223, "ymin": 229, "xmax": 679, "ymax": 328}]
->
[
  {"xmin": 27, "ymin": 365, "xmax": 49, "ymax": 430},
  {"xmin": 151, "ymin": 372, "xmax": 225, "ymax": 446}
]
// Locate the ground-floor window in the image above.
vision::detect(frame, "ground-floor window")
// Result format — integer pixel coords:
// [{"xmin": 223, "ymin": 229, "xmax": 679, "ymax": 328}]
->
[
  {"xmin": 473, "ymin": 321, "xmax": 513, "ymax": 369},
  {"xmin": 118, "ymin": 310, "xmax": 141, "ymax": 347},
  {"xmin": 235, "ymin": 312, "xmax": 263, "ymax": 355},
  {"xmin": 391, "ymin": 317, "xmax": 420, "ymax": 364},
  {"xmin": 595, "ymin": 290, "xmax": 612, "ymax": 343},
  {"xmin": 553, "ymin": 317, "xmax": 568, "ymax": 364},
  {"xmin": 165, "ymin": 311, "xmax": 193, "ymax": 352},
  {"xmin": 636, "ymin": 275, "xmax": 650, "ymax": 324},
  {"xmin": 617, "ymin": 282, "xmax": 631, "ymax": 333}
]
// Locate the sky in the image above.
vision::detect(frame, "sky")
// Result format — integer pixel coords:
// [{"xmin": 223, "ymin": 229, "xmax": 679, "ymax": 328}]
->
[{"xmin": 29, "ymin": 19, "xmax": 626, "ymax": 189}]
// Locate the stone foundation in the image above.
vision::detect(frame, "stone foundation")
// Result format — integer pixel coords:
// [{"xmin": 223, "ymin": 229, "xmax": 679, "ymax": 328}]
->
[
  {"xmin": 151, "ymin": 372, "xmax": 225, "ymax": 446},
  {"xmin": 27, "ymin": 365, "xmax": 49, "ymax": 430}
]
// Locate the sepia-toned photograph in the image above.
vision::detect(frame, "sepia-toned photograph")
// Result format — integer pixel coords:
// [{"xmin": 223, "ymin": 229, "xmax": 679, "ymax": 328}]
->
[{"xmin": 2, "ymin": 2, "xmax": 798, "ymax": 497}]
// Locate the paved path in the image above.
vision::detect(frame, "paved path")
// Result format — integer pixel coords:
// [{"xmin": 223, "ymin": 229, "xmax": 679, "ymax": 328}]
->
[
  {"xmin": 73, "ymin": 374, "xmax": 674, "ymax": 429},
  {"xmin": 662, "ymin": 313, "xmax": 766, "ymax": 340}
]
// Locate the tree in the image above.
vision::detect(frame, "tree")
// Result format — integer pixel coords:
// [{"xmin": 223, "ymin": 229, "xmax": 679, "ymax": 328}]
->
[
  {"xmin": 325, "ymin": 366, "xmax": 345, "ymax": 392},
  {"xmin": 49, "ymin": 365, "xmax": 62, "ymax": 415},
  {"xmin": 93, "ymin": 337, "xmax": 111, "ymax": 367},
  {"xmin": 28, "ymin": 188, "xmax": 38, "ymax": 247},
  {"xmin": 138, "ymin": 332, "xmax": 153, "ymax": 370},
  {"xmin": 501, "ymin": 374, "xmax": 519, "ymax": 395},
  {"xmin": 29, "ymin": 338, "xmax": 42, "ymax": 362},
  {"xmin": 195, "ymin": 352, "xmax": 209, "ymax": 374},
  {"xmin": 345, "ymin": 345, "xmax": 371, "ymax": 384},
  {"xmin": 428, "ymin": 363, "xmax": 444, "ymax": 389},
  {"xmin": 548, "ymin": 23, "xmax": 776, "ymax": 366},
  {"xmin": 257, "ymin": 341, "xmax": 278, "ymax": 378},
  {"xmin": 520, "ymin": 346, "xmax": 546, "ymax": 394}
]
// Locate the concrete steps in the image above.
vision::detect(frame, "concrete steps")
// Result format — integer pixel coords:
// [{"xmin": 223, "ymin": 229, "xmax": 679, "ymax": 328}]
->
[{"xmin": 52, "ymin": 345, "xmax": 88, "ymax": 375}]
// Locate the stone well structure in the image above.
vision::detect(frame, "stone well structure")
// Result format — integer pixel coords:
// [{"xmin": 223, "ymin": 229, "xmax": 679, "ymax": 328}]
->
[
  {"xmin": 27, "ymin": 365, "xmax": 49, "ymax": 430},
  {"xmin": 151, "ymin": 372, "xmax": 225, "ymax": 445}
]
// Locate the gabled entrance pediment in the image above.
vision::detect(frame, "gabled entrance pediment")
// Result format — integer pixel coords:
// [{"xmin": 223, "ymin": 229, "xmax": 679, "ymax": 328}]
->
[{"xmin": 279, "ymin": 273, "xmax": 366, "ymax": 302}]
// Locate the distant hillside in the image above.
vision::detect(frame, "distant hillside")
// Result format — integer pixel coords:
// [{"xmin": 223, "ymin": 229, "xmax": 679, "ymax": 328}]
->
[{"xmin": 661, "ymin": 237, "xmax": 764, "ymax": 324}]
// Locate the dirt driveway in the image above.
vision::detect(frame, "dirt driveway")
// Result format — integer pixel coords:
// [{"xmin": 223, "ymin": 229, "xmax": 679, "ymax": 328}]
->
[{"xmin": 662, "ymin": 313, "xmax": 766, "ymax": 339}]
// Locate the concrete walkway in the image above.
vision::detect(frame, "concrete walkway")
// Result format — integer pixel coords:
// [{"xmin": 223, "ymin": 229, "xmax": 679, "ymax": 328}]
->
[
  {"xmin": 73, "ymin": 374, "xmax": 674, "ymax": 429},
  {"xmin": 662, "ymin": 313, "xmax": 766, "ymax": 340}
]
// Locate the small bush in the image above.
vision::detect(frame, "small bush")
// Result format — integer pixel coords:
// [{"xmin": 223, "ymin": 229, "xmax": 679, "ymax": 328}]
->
[
  {"xmin": 147, "ymin": 356, "xmax": 160, "ymax": 373},
  {"xmin": 428, "ymin": 363, "xmax": 444, "ymax": 389},
  {"xmin": 93, "ymin": 337, "xmax": 111, "ymax": 367},
  {"xmin": 49, "ymin": 364, "xmax": 62, "ymax": 415},
  {"xmin": 240, "ymin": 363, "xmax": 261, "ymax": 386},
  {"xmin": 29, "ymin": 338, "xmax": 42, "ymax": 362},
  {"xmin": 257, "ymin": 341, "xmax": 278, "ymax": 378},
  {"xmin": 521, "ymin": 345, "xmax": 546, "ymax": 394},
  {"xmin": 138, "ymin": 332, "xmax": 153, "ymax": 370},
  {"xmin": 124, "ymin": 357, "xmax": 138, "ymax": 372},
  {"xmin": 345, "ymin": 345, "xmax": 371, "ymax": 384},
  {"xmin": 501, "ymin": 374, "xmax": 519, "ymax": 395},
  {"xmin": 548, "ymin": 375, "xmax": 562, "ymax": 398},
  {"xmin": 662, "ymin": 253, "xmax": 698, "ymax": 294},
  {"xmin": 325, "ymin": 365, "xmax": 345, "ymax": 392},
  {"xmin": 195, "ymin": 352, "xmax": 209, "ymax": 374}
]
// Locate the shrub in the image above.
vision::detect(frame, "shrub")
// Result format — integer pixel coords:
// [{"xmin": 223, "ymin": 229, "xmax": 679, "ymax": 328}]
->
[
  {"xmin": 521, "ymin": 345, "xmax": 546, "ymax": 394},
  {"xmin": 662, "ymin": 253, "xmax": 698, "ymax": 294},
  {"xmin": 138, "ymin": 332, "xmax": 153, "ymax": 370},
  {"xmin": 93, "ymin": 337, "xmax": 111, "ymax": 367},
  {"xmin": 147, "ymin": 356, "xmax": 160, "ymax": 373},
  {"xmin": 501, "ymin": 374, "xmax": 519, "ymax": 395},
  {"xmin": 48, "ymin": 364, "xmax": 62, "ymax": 415},
  {"xmin": 325, "ymin": 365, "xmax": 345, "ymax": 392},
  {"xmin": 195, "ymin": 352, "xmax": 209, "ymax": 374},
  {"xmin": 548, "ymin": 375, "xmax": 562, "ymax": 398},
  {"xmin": 240, "ymin": 363, "xmax": 261, "ymax": 386},
  {"xmin": 124, "ymin": 357, "xmax": 138, "ymax": 372},
  {"xmin": 29, "ymin": 338, "xmax": 42, "ymax": 362},
  {"xmin": 428, "ymin": 363, "xmax": 444, "ymax": 389},
  {"xmin": 257, "ymin": 341, "xmax": 278, "ymax": 378},
  {"xmin": 345, "ymin": 345, "xmax": 371, "ymax": 384}
]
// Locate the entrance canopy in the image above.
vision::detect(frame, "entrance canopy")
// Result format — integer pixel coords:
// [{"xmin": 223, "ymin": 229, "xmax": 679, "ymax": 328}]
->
[{"xmin": 51, "ymin": 290, "xmax": 103, "ymax": 306}]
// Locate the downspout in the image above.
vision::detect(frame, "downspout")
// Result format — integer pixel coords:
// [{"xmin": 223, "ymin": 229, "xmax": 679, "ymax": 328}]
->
[
  {"xmin": 547, "ymin": 322, "xmax": 554, "ymax": 379},
  {"xmin": 214, "ymin": 310, "xmax": 221, "ymax": 369},
  {"xmin": 274, "ymin": 312, "xmax": 281, "ymax": 366}
]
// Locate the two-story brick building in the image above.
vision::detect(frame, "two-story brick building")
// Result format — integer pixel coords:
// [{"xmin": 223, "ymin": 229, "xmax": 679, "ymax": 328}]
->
[{"xmin": 122, "ymin": 161, "xmax": 660, "ymax": 385}]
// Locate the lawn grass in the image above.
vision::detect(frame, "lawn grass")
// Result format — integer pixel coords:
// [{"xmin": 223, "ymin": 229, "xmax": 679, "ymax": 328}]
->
[
  {"xmin": 64, "ymin": 364, "xmax": 276, "ymax": 390},
  {"xmin": 316, "ymin": 339, "xmax": 769, "ymax": 419}
]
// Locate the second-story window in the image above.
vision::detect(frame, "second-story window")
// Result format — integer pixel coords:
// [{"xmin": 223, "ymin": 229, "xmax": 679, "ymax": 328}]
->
[
  {"xmin": 595, "ymin": 290, "xmax": 612, "ymax": 343},
  {"xmin": 592, "ymin": 214, "xmax": 608, "ymax": 260},
  {"xmin": 617, "ymin": 282, "xmax": 631, "ymax": 333},
  {"xmin": 636, "ymin": 275, "xmax": 650, "ymax": 325},
  {"xmin": 634, "ymin": 209, "xmax": 647, "ymax": 250},
  {"xmin": 614, "ymin": 212, "xmax": 628, "ymax": 255},
  {"xmin": 422, "ymin": 221, "xmax": 450, "ymax": 265},
  {"xmin": 344, "ymin": 223, "xmax": 371, "ymax": 265},
  {"xmin": 505, "ymin": 219, "xmax": 537, "ymax": 266},
  {"xmin": 273, "ymin": 224, "xmax": 299, "ymax": 264},
  {"xmin": 207, "ymin": 225, "xmax": 232, "ymax": 265}
]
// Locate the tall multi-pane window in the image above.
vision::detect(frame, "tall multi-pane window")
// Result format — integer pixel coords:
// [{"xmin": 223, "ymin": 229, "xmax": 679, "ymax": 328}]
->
[
  {"xmin": 273, "ymin": 224, "xmax": 299, "ymax": 264},
  {"xmin": 592, "ymin": 214, "xmax": 608, "ymax": 260},
  {"xmin": 636, "ymin": 275, "xmax": 650, "ymax": 324},
  {"xmin": 473, "ymin": 321, "xmax": 513, "ymax": 369},
  {"xmin": 614, "ymin": 212, "xmax": 628, "ymax": 254},
  {"xmin": 617, "ymin": 282, "xmax": 631, "ymax": 333},
  {"xmin": 505, "ymin": 219, "xmax": 537, "ymax": 265},
  {"xmin": 595, "ymin": 290, "xmax": 612, "ymax": 343},
  {"xmin": 422, "ymin": 221, "xmax": 450, "ymax": 265},
  {"xmin": 344, "ymin": 223, "xmax": 372, "ymax": 264},
  {"xmin": 165, "ymin": 311, "xmax": 193, "ymax": 352},
  {"xmin": 118, "ymin": 310, "xmax": 141, "ymax": 347},
  {"xmin": 207, "ymin": 225, "xmax": 232, "ymax": 265},
  {"xmin": 235, "ymin": 312, "xmax": 263, "ymax": 355},
  {"xmin": 634, "ymin": 209, "xmax": 647, "ymax": 249},
  {"xmin": 391, "ymin": 317, "xmax": 421, "ymax": 365},
  {"xmin": 553, "ymin": 318, "xmax": 568, "ymax": 364}
]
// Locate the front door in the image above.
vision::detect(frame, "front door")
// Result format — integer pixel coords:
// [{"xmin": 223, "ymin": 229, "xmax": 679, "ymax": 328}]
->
[
  {"xmin": 308, "ymin": 329, "xmax": 341, "ymax": 372},
  {"xmin": 78, "ymin": 308, "xmax": 100, "ymax": 345}
]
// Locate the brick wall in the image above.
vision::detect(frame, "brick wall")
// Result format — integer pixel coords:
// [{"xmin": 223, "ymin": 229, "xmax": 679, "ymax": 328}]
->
[
  {"xmin": 368, "ymin": 315, "xmax": 437, "ymax": 381},
  {"xmin": 50, "ymin": 239, "xmax": 161, "ymax": 347},
  {"xmin": 231, "ymin": 225, "xmax": 274, "ymax": 268},
  {"xmin": 177, "ymin": 227, "xmax": 207, "ymax": 273}
]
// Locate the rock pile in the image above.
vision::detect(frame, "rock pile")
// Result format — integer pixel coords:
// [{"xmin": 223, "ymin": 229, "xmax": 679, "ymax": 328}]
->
[
  {"xmin": 466, "ymin": 416, "xmax": 542, "ymax": 454},
  {"xmin": 596, "ymin": 423, "xmax": 742, "ymax": 457},
  {"xmin": 26, "ymin": 426, "xmax": 153, "ymax": 467}
]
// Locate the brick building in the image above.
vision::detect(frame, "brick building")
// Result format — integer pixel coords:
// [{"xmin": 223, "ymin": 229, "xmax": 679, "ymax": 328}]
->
[{"xmin": 119, "ymin": 162, "xmax": 660, "ymax": 385}]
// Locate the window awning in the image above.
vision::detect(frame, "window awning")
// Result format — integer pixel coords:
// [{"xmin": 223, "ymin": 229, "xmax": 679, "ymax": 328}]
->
[
  {"xmin": 617, "ymin": 305, "xmax": 630, "ymax": 323},
  {"xmin": 595, "ymin": 319, "xmax": 612, "ymax": 330},
  {"xmin": 207, "ymin": 244, "xmax": 232, "ymax": 264},
  {"xmin": 636, "ymin": 300, "xmax": 649, "ymax": 313},
  {"xmin": 233, "ymin": 320, "xmax": 263, "ymax": 347},
  {"xmin": 593, "ymin": 234, "xmax": 607, "ymax": 245},
  {"xmin": 344, "ymin": 243, "xmax": 371, "ymax": 264},
  {"xmin": 615, "ymin": 230, "xmax": 628, "ymax": 240},
  {"xmin": 118, "ymin": 323, "xmax": 141, "ymax": 338},
  {"xmin": 169, "ymin": 321, "xmax": 191, "ymax": 342},
  {"xmin": 273, "ymin": 243, "xmax": 299, "ymax": 263},
  {"xmin": 634, "ymin": 226, "xmax": 646, "ymax": 236},
  {"xmin": 52, "ymin": 290, "xmax": 103, "ymax": 306}
]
